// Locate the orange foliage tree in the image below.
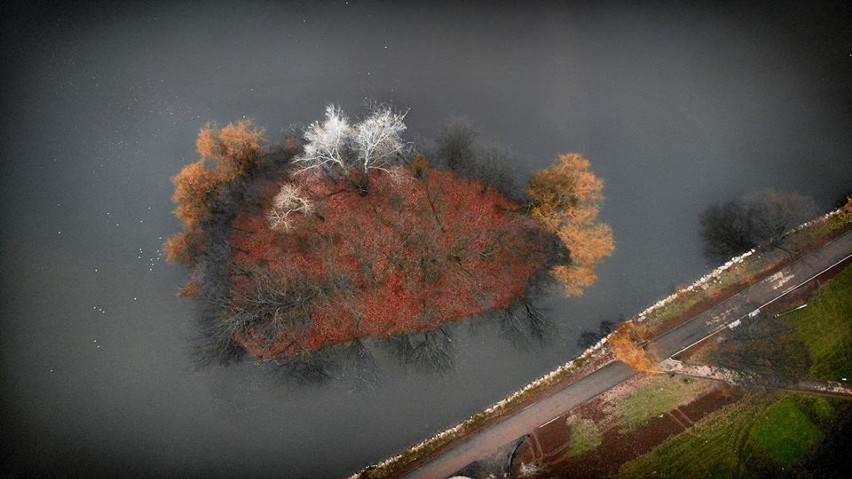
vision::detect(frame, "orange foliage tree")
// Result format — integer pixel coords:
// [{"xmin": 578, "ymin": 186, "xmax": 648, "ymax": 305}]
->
[
  {"xmin": 163, "ymin": 229, "xmax": 206, "ymax": 266},
  {"xmin": 196, "ymin": 119, "xmax": 265, "ymax": 179},
  {"xmin": 165, "ymin": 120, "xmax": 267, "ymax": 269},
  {"xmin": 170, "ymin": 161, "xmax": 225, "ymax": 227},
  {"xmin": 609, "ymin": 321, "xmax": 660, "ymax": 373},
  {"xmin": 528, "ymin": 153, "xmax": 614, "ymax": 296}
]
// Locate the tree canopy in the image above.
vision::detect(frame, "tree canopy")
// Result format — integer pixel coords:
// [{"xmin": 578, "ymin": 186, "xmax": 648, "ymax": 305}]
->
[
  {"xmin": 700, "ymin": 190, "xmax": 817, "ymax": 263},
  {"xmin": 164, "ymin": 120, "xmax": 266, "ymax": 266},
  {"xmin": 294, "ymin": 104, "xmax": 407, "ymax": 195},
  {"xmin": 528, "ymin": 154, "xmax": 615, "ymax": 296},
  {"xmin": 196, "ymin": 119, "xmax": 265, "ymax": 179}
]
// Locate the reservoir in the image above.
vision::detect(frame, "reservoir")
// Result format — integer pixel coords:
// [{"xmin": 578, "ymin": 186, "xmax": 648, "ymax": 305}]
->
[{"xmin": 2, "ymin": 1, "xmax": 850, "ymax": 477}]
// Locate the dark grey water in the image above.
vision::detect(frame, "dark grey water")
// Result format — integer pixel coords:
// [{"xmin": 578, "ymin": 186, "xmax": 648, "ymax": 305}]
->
[{"xmin": 2, "ymin": 1, "xmax": 850, "ymax": 477}]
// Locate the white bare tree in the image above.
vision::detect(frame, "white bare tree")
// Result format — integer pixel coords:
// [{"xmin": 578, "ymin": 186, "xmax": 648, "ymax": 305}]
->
[
  {"xmin": 294, "ymin": 104, "xmax": 408, "ymax": 194},
  {"xmin": 352, "ymin": 106, "xmax": 407, "ymax": 171},
  {"xmin": 297, "ymin": 105, "xmax": 353, "ymax": 172},
  {"xmin": 267, "ymin": 183, "xmax": 314, "ymax": 232}
]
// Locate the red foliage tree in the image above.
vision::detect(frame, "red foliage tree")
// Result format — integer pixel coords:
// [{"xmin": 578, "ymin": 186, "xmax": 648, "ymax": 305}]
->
[{"xmin": 227, "ymin": 166, "xmax": 551, "ymax": 358}]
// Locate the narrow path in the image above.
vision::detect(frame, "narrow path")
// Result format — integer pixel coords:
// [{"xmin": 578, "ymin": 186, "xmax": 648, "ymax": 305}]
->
[
  {"xmin": 788, "ymin": 379, "xmax": 852, "ymax": 397},
  {"xmin": 661, "ymin": 359, "xmax": 852, "ymax": 398},
  {"xmin": 402, "ymin": 230, "xmax": 852, "ymax": 479}
]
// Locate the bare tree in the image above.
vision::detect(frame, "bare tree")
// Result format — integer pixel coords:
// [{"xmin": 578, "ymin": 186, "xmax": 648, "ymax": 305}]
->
[
  {"xmin": 267, "ymin": 183, "xmax": 314, "ymax": 232},
  {"xmin": 434, "ymin": 119, "xmax": 520, "ymax": 199},
  {"xmin": 710, "ymin": 315, "xmax": 811, "ymax": 385},
  {"xmin": 699, "ymin": 201, "xmax": 756, "ymax": 262},
  {"xmin": 746, "ymin": 190, "xmax": 817, "ymax": 241},
  {"xmin": 294, "ymin": 104, "xmax": 408, "ymax": 194},
  {"xmin": 411, "ymin": 328, "xmax": 454, "ymax": 373},
  {"xmin": 700, "ymin": 190, "xmax": 817, "ymax": 263},
  {"xmin": 435, "ymin": 118, "xmax": 478, "ymax": 172},
  {"xmin": 475, "ymin": 144, "xmax": 521, "ymax": 200},
  {"xmin": 192, "ymin": 304, "xmax": 248, "ymax": 367},
  {"xmin": 266, "ymin": 349, "xmax": 341, "ymax": 386}
]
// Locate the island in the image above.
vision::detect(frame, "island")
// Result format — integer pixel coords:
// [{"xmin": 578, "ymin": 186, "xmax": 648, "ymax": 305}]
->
[{"xmin": 165, "ymin": 105, "xmax": 614, "ymax": 368}]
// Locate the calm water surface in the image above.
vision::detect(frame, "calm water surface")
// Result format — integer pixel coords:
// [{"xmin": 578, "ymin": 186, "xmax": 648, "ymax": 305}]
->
[{"xmin": 2, "ymin": 1, "xmax": 850, "ymax": 477}]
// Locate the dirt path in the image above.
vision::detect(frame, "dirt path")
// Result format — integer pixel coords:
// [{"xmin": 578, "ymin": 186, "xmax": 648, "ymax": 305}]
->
[{"xmin": 661, "ymin": 358, "xmax": 852, "ymax": 398}]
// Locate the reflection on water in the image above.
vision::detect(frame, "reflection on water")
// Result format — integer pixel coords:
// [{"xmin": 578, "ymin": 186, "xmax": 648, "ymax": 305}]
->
[{"xmin": 2, "ymin": 1, "xmax": 850, "ymax": 476}]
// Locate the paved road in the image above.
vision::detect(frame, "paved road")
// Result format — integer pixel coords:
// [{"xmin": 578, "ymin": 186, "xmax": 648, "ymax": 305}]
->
[
  {"xmin": 403, "ymin": 230, "xmax": 852, "ymax": 479},
  {"xmin": 654, "ymin": 231, "xmax": 852, "ymax": 359}
]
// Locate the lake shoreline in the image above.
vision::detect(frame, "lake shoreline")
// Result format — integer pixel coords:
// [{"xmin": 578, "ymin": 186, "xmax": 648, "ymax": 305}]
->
[{"xmin": 353, "ymin": 202, "xmax": 852, "ymax": 478}]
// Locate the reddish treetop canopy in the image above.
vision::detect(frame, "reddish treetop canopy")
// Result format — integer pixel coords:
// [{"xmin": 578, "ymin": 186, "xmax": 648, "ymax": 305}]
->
[{"xmin": 228, "ymin": 167, "xmax": 551, "ymax": 358}]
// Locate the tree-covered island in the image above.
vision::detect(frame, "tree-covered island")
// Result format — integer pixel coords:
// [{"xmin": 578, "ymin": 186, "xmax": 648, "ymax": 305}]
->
[{"xmin": 165, "ymin": 105, "xmax": 614, "ymax": 370}]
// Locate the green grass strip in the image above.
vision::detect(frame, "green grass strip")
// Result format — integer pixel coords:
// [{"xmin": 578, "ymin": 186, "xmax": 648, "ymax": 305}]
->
[
  {"xmin": 788, "ymin": 265, "xmax": 852, "ymax": 381},
  {"xmin": 748, "ymin": 396, "xmax": 823, "ymax": 467}
]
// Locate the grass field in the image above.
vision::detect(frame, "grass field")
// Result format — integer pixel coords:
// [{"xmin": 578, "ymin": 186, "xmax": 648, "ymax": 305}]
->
[
  {"xmin": 615, "ymin": 395, "xmax": 765, "ymax": 478},
  {"xmin": 616, "ymin": 392, "xmax": 845, "ymax": 478},
  {"xmin": 566, "ymin": 417, "xmax": 602, "ymax": 456},
  {"xmin": 749, "ymin": 396, "xmax": 823, "ymax": 467},
  {"xmin": 610, "ymin": 376, "xmax": 710, "ymax": 432},
  {"xmin": 787, "ymin": 264, "xmax": 852, "ymax": 381}
]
